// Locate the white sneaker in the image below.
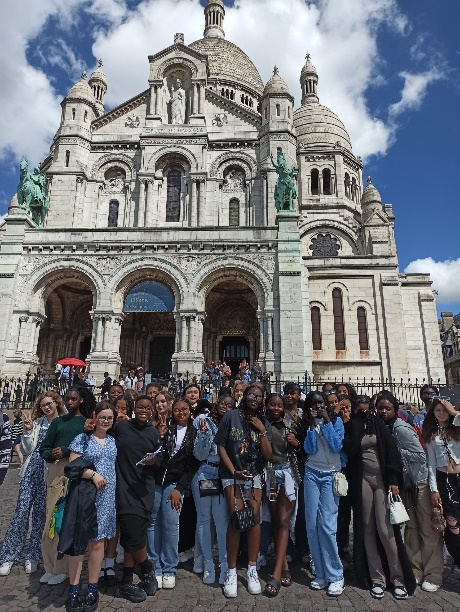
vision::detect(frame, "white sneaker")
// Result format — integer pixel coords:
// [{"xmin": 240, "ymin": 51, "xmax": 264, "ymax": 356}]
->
[
  {"xmin": 193, "ymin": 554, "xmax": 204, "ymax": 573},
  {"xmin": 0, "ymin": 562, "xmax": 13, "ymax": 576},
  {"xmin": 40, "ymin": 572, "xmax": 53, "ymax": 583},
  {"xmin": 156, "ymin": 575, "xmax": 163, "ymax": 589},
  {"xmin": 223, "ymin": 571, "xmax": 238, "ymax": 598},
  {"xmin": 421, "ymin": 581, "xmax": 440, "ymax": 592},
  {"xmin": 246, "ymin": 566, "xmax": 261, "ymax": 595},
  {"xmin": 162, "ymin": 574, "xmax": 176, "ymax": 589},
  {"xmin": 310, "ymin": 578, "xmax": 327, "ymax": 590},
  {"xmin": 328, "ymin": 579, "xmax": 345, "ymax": 597},
  {"xmin": 24, "ymin": 560, "xmax": 37, "ymax": 574},
  {"xmin": 47, "ymin": 573, "xmax": 67, "ymax": 585}
]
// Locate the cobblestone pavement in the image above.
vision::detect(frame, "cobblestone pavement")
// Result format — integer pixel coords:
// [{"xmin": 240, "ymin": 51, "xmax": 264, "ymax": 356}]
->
[{"xmin": 0, "ymin": 467, "xmax": 459, "ymax": 611}]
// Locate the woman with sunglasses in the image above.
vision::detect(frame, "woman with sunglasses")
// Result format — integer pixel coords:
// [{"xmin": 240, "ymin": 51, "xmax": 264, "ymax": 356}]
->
[
  {"xmin": 215, "ymin": 385, "xmax": 272, "ymax": 598},
  {"xmin": 0, "ymin": 391, "xmax": 64, "ymax": 576},
  {"xmin": 65, "ymin": 400, "xmax": 118, "ymax": 612}
]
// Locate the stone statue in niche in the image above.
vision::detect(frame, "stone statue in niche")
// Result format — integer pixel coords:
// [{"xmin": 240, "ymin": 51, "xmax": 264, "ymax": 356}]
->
[
  {"xmin": 170, "ymin": 78, "xmax": 186, "ymax": 124},
  {"xmin": 125, "ymin": 115, "xmax": 140, "ymax": 128},
  {"xmin": 309, "ymin": 233, "xmax": 340, "ymax": 257},
  {"xmin": 104, "ymin": 172, "xmax": 125, "ymax": 194},
  {"xmin": 223, "ymin": 169, "xmax": 245, "ymax": 191}
]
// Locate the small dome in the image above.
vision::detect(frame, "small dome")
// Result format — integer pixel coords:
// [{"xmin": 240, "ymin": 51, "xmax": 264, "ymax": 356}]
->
[
  {"xmin": 293, "ymin": 102, "xmax": 352, "ymax": 151},
  {"xmin": 66, "ymin": 73, "xmax": 95, "ymax": 102},
  {"xmin": 189, "ymin": 37, "xmax": 263, "ymax": 94},
  {"xmin": 89, "ymin": 59, "xmax": 107, "ymax": 85},
  {"xmin": 361, "ymin": 177, "xmax": 382, "ymax": 206},
  {"xmin": 263, "ymin": 67, "xmax": 291, "ymax": 96},
  {"xmin": 301, "ymin": 53, "xmax": 318, "ymax": 79}
]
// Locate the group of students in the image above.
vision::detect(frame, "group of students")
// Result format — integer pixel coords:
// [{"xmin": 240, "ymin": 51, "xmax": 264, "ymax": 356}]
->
[{"xmin": 0, "ymin": 379, "xmax": 459, "ymax": 611}]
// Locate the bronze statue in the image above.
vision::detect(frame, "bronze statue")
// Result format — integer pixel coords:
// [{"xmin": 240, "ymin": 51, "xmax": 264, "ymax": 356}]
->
[
  {"xmin": 17, "ymin": 158, "xmax": 50, "ymax": 226},
  {"xmin": 270, "ymin": 151, "xmax": 297, "ymax": 211}
]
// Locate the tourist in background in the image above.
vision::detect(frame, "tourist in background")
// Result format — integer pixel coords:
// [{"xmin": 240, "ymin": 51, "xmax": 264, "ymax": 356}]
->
[
  {"xmin": 0, "ymin": 392, "xmax": 64, "ymax": 576},
  {"xmin": 215, "ymin": 384, "xmax": 272, "ymax": 598},
  {"xmin": 423, "ymin": 398, "xmax": 460, "ymax": 570},
  {"xmin": 344, "ymin": 395, "xmax": 415, "ymax": 600},
  {"xmin": 10, "ymin": 409, "xmax": 24, "ymax": 467},
  {"xmin": 303, "ymin": 391, "xmax": 345, "ymax": 597},
  {"xmin": 377, "ymin": 390, "xmax": 443, "ymax": 592},
  {"xmin": 39, "ymin": 386, "xmax": 95, "ymax": 585},
  {"xmin": 415, "ymin": 384, "xmax": 439, "ymax": 434}
]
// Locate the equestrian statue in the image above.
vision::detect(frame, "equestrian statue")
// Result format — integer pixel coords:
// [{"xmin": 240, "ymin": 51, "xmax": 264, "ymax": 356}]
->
[
  {"xmin": 17, "ymin": 158, "xmax": 50, "ymax": 227},
  {"xmin": 270, "ymin": 151, "xmax": 297, "ymax": 212}
]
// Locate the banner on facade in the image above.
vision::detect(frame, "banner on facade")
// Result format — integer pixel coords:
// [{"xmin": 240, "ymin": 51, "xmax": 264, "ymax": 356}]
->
[{"xmin": 124, "ymin": 281, "xmax": 174, "ymax": 312}]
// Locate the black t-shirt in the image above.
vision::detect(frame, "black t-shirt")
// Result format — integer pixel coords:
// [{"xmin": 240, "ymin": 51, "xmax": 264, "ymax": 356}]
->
[
  {"xmin": 214, "ymin": 409, "xmax": 272, "ymax": 479},
  {"xmin": 114, "ymin": 419, "xmax": 161, "ymax": 518}
]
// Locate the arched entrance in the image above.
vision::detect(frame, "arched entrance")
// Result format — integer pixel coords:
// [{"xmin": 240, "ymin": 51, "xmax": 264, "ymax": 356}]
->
[
  {"xmin": 120, "ymin": 280, "xmax": 176, "ymax": 376},
  {"xmin": 37, "ymin": 276, "xmax": 94, "ymax": 372},
  {"xmin": 203, "ymin": 280, "xmax": 259, "ymax": 376}
]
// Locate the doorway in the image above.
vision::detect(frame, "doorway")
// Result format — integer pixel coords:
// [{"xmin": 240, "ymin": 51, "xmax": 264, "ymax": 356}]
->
[
  {"xmin": 150, "ymin": 337, "xmax": 175, "ymax": 377},
  {"xmin": 220, "ymin": 336, "xmax": 249, "ymax": 378}
]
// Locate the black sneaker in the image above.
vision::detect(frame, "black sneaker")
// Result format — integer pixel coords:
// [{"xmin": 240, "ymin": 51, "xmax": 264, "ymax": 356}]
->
[
  {"xmin": 66, "ymin": 593, "xmax": 84, "ymax": 612},
  {"xmin": 116, "ymin": 581, "xmax": 147, "ymax": 603},
  {"xmin": 141, "ymin": 568, "xmax": 158, "ymax": 596},
  {"xmin": 83, "ymin": 591, "xmax": 99, "ymax": 612}
]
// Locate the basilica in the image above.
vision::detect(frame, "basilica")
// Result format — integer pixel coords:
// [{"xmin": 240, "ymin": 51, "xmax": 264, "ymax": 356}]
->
[{"xmin": 0, "ymin": 0, "xmax": 444, "ymax": 384}]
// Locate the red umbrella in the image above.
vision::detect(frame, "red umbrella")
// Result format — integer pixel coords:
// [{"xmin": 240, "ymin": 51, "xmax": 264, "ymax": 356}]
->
[{"xmin": 56, "ymin": 358, "xmax": 87, "ymax": 367}]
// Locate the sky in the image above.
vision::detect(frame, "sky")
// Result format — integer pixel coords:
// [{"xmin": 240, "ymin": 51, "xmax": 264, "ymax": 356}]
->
[{"xmin": 0, "ymin": 0, "xmax": 459, "ymax": 314}]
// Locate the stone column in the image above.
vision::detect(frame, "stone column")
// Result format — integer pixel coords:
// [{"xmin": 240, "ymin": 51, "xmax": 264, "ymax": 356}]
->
[
  {"xmin": 190, "ymin": 179, "xmax": 197, "ymax": 227},
  {"xmin": 198, "ymin": 84, "xmax": 204, "ymax": 114},
  {"xmin": 102, "ymin": 317, "xmax": 112, "ymax": 352},
  {"xmin": 95, "ymin": 317, "xmax": 104, "ymax": 352},
  {"xmin": 16, "ymin": 316, "xmax": 29, "ymax": 353},
  {"xmin": 266, "ymin": 314, "xmax": 274, "ymax": 353},
  {"xmin": 145, "ymin": 179, "xmax": 155, "ymax": 226},
  {"xmin": 191, "ymin": 83, "xmax": 197, "ymax": 115},
  {"xmin": 196, "ymin": 315, "xmax": 205, "ymax": 356},
  {"xmin": 188, "ymin": 316, "xmax": 195, "ymax": 352},
  {"xmin": 257, "ymin": 312, "xmax": 265, "ymax": 360},
  {"xmin": 174, "ymin": 313, "xmax": 181, "ymax": 353},
  {"xmin": 198, "ymin": 178, "xmax": 206, "ymax": 226},
  {"xmin": 149, "ymin": 84, "xmax": 155, "ymax": 115},
  {"xmin": 180, "ymin": 316, "xmax": 188, "ymax": 352},
  {"xmin": 138, "ymin": 179, "xmax": 146, "ymax": 227}
]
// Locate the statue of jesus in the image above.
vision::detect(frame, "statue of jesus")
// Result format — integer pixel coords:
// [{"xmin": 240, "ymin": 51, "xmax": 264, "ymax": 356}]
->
[{"xmin": 170, "ymin": 78, "xmax": 186, "ymax": 124}]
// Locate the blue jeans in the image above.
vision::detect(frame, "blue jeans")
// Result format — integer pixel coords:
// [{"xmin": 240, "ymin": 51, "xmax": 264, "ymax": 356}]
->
[
  {"xmin": 191, "ymin": 468, "xmax": 228, "ymax": 568},
  {"xmin": 304, "ymin": 467, "xmax": 343, "ymax": 583},
  {"xmin": 147, "ymin": 483, "xmax": 182, "ymax": 577}
]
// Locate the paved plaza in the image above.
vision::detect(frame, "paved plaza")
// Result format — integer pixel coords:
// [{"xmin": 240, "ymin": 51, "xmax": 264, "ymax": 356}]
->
[{"xmin": 0, "ymin": 468, "xmax": 459, "ymax": 612}]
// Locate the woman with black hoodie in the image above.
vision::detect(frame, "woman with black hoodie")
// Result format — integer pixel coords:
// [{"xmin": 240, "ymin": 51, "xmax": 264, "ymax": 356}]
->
[
  {"xmin": 147, "ymin": 398, "xmax": 199, "ymax": 589},
  {"xmin": 343, "ymin": 395, "xmax": 416, "ymax": 601}
]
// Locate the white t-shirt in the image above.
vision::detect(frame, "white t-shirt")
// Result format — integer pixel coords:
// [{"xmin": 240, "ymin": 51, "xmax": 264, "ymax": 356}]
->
[{"xmin": 172, "ymin": 425, "xmax": 187, "ymax": 456}]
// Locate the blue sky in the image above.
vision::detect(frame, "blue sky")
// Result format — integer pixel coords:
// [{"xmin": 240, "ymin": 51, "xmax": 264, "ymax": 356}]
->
[{"xmin": 0, "ymin": 0, "xmax": 459, "ymax": 313}]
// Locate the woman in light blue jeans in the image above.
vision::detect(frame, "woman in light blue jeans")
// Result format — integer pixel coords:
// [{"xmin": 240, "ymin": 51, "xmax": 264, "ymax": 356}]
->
[
  {"xmin": 303, "ymin": 391, "xmax": 345, "ymax": 597},
  {"xmin": 191, "ymin": 396, "xmax": 234, "ymax": 585}
]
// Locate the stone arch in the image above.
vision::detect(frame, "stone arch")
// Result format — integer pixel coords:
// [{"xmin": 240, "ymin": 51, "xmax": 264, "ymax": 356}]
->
[
  {"xmin": 350, "ymin": 298, "xmax": 374, "ymax": 315},
  {"xmin": 90, "ymin": 153, "xmax": 137, "ymax": 181},
  {"xmin": 110, "ymin": 259, "xmax": 187, "ymax": 312},
  {"xmin": 209, "ymin": 151, "xmax": 258, "ymax": 179},
  {"xmin": 299, "ymin": 219, "xmax": 359, "ymax": 256},
  {"xmin": 156, "ymin": 57, "xmax": 199, "ymax": 80},
  {"xmin": 146, "ymin": 147, "xmax": 196, "ymax": 173},
  {"xmin": 310, "ymin": 299, "xmax": 327, "ymax": 312},
  {"xmin": 192, "ymin": 258, "xmax": 272, "ymax": 312},
  {"xmin": 323, "ymin": 280, "xmax": 351, "ymax": 312}
]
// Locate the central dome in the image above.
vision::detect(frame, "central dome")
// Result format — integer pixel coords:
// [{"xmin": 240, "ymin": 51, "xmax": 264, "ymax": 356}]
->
[{"xmin": 189, "ymin": 37, "xmax": 264, "ymax": 95}]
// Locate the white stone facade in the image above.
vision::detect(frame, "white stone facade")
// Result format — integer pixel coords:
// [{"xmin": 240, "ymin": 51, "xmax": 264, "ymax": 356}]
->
[{"xmin": 0, "ymin": 1, "xmax": 445, "ymax": 384}]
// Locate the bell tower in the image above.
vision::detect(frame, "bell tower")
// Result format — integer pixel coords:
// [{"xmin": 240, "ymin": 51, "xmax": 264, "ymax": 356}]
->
[{"xmin": 204, "ymin": 0, "xmax": 225, "ymax": 39}]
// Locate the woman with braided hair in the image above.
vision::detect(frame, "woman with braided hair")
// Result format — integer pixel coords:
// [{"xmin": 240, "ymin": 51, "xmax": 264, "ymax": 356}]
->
[
  {"xmin": 215, "ymin": 384, "xmax": 272, "ymax": 598},
  {"xmin": 147, "ymin": 398, "xmax": 199, "ymax": 589}
]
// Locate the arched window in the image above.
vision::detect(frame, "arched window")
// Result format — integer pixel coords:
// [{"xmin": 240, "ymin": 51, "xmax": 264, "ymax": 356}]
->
[
  {"xmin": 357, "ymin": 307, "xmax": 369, "ymax": 351},
  {"xmin": 108, "ymin": 200, "xmax": 119, "ymax": 228},
  {"xmin": 65, "ymin": 150, "xmax": 70, "ymax": 168},
  {"xmin": 311, "ymin": 307, "xmax": 322, "ymax": 350},
  {"xmin": 332, "ymin": 288, "xmax": 345, "ymax": 350},
  {"xmin": 322, "ymin": 168, "xmax": 331, "ymax": 195},
  {"xmin": 104, "ymin": 167, "xmax": 126, "ymax": 181},
  {"xmin": 276, "ymin": 103, "xmax": 281, "ymax": 117},
  {"xmin": 229, "ymin": 198, "xmax": 240, "ymax": 227},
  {"xmin": 311, "ymin": 168, "xmax": 319, "ymax": 195},
  {"xmin": 84, "ymin": 110, "xmax": 88, "ymax": 122},
  {"xmin": 264, "ymin": 106, "xmax": 268, "ymax": 120},
  {"xmin": 72, "ymin": 108, "xmax": 76, "ymax": 120},
  {"xmin": 166, "ymin": 169, "xmax": 181, "ymax": 222}
]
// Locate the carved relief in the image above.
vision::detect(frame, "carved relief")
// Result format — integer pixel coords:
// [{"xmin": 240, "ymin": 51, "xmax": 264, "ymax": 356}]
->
[
  {"xmin": 212, "ymin": 113, "xmax": 228, "ymax": 127},
  {"xmin": 223, "ymin": 169, "xmax": 245, "ymax": 192},
  {"xmin": 103, "ymin": 174, "xmax": 125, "ymax": 194},
  {"xmin": 125, "ymin": 115, "xmax": 140, "ymax": 128}
]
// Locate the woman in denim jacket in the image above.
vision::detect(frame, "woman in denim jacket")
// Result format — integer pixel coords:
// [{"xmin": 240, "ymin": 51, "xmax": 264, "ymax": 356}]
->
[{"xmin": 192, "ymin": 396, "xmax": 234, "ymax": 585}]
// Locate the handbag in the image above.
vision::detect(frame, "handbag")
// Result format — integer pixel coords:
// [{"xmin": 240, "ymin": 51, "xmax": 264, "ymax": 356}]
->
[
  {"xmin": 198, "ymin": 479, "xmax": 221, "ymax": 497},
  {"xmin": 333, "ymin": 471, "xmax": 348, "ymax": 497},
  {"xmin": 230, "ymin": 475, "xmax": 256, "ymax": 532},
  {"xmin": 388, "ymin": 492, "xmax": 410, "ymax": 525},
  {"xmin": 431, "ymin": 503, "xmax": 446, "ymax": 532}
]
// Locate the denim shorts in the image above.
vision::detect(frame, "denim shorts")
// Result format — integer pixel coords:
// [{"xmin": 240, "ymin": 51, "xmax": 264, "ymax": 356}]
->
[{"xmin": 222, "ymin": 474, "xmax": 262, "ymax": 490}]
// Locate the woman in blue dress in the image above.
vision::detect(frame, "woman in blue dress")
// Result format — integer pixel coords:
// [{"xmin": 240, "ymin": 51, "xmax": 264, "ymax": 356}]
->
[
  {"xmin": 66, "ymin": 400, "xmax": 117, "ymax": 612},
  {"xmin": 0, "ymin": 391, "xmax": 64, "ymax": 576}
]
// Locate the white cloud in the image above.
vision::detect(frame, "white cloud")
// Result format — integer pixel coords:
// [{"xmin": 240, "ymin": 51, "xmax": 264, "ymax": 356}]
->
[
  {"xmin": 389, "ymin": 68, "xmax": 445, "ymax": 118},
  {"xmin": 405, "ymin": 258, "xmax": 460, "ymax": 304}
]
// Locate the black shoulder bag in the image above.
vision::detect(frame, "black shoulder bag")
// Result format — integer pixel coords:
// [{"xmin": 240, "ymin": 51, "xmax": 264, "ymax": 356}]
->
[{"xmin": 230, "ymin": 474, "xmax": 256, "ymax": 532}]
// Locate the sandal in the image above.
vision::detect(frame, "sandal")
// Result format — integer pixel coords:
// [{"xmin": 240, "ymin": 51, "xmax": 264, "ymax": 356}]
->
[
  {"xmin": 281, "ymin": 570, "xmax": 292, "ymax": 587},
  {"xmin": 264, "ymin": 576, "xmax": 281, "ymax": 597}
]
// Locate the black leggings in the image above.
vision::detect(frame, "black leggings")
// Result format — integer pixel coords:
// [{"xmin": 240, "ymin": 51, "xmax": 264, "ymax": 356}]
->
[{"xmin": 437, "ymin": 470, "xmax": 460, "ymax": 568}]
